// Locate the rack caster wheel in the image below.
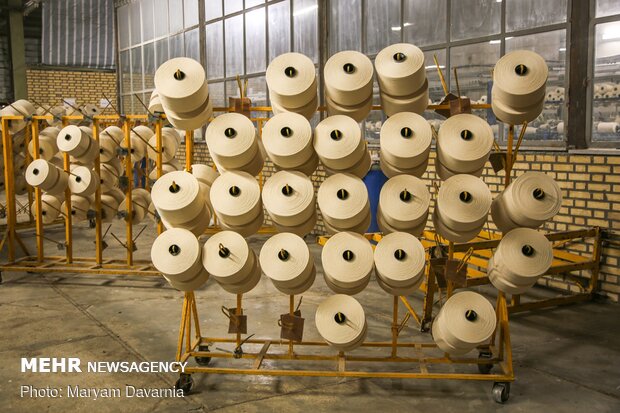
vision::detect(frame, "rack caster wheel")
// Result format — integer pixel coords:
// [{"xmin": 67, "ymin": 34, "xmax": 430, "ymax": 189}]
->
[
  {"xmin": 492, "ymin": 382, "xmax": 510, "ymax": 404},
  {"xmin": 477, "ymin": 351, "xmax": 493, "ymax": 374},
  {"xmin": 175, "ymin": 373, "xmax": 193, "ymax": 396},
  {"xmin": 195, "ymin": 345, "xmax": 212, "ymax": 366}
]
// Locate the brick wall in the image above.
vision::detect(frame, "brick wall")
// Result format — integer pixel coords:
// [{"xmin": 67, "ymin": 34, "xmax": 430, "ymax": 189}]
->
[
  {"xmin": 25, "ymin": 68, "xmax": 117, "ymax": 109},
  {"xmin": 183, "ymin": 140, "xmax": 620, "ymax": 303}
]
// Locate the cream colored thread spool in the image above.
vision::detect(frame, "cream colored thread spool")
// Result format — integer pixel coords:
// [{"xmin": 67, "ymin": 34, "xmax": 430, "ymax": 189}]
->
[
  {"xmin": 119, "ymin": 196, "xmax": 149, "ymax": 224},
  {"xmin": 160, "ymin": 201, "xmax": 211, "ymax": 237},
  {"xmin": 325, "ymin": 93, "xmax": 373, "ymax": 122},
  {"xmin": 202, "ymin": 230, "xmax": 259, "ymax": 291},
  {"xmin": 151, "ymin": 170, "xmax": 205, "ymax": 225},
  {"xmin": 192, "ymin": 164, "xmax": 220, "ymax": 186},
  {"xmin": 151, "ymin": 228, "xmax": 208, "ymax": 291},
  {"xmin": 28, "ymin": 133, "xmax": 59, "ymax": 161},
  {"xmin": 432, "ymin": 291, "xmax": 496, "ymax": 356},
  {"xmin": 380, "ymin": 79, "xmax": 429, "ymax": 117},
  {"xmin": 68, "ymin": 165, "xmax": 99, "ymax": 197},
  {"xmin": 315, "ymin": 294, "xmax": 367, "ymax": 351},
  {"xmin": 434, "ymin": 174, "xmax": 491, "ymax": 243},
  {"xmin": 266, "ymin": 52, "xmax": 317, "ymax": 108},
  {"xmin": 210, "ymin": 170, "xmax": 262, "ymax": 227},
  {"xmin": 105, "ymin": 187, "xmax": 126, "ymax": 205},
  {"xmin": 98, "ymin": 165, "xmax": 119, "ymax": 193},
  {"xmin": 206, "ymin": 113, "xmax": 259, "ymax": 170},
  {"xmin": 378, "ymin": 174, "xmax": 430, "ymax": 232},
  {"xmin": 154, "ymin": 57, "xmax": 210, "ymax": 113},
  {"xmin": 25, "ymin": 159, "xmax": 60, "ymax": 191},
  {"xmin": 262, "ymin": 112, "xmax": 314, "ymax": 169},
  {"xmin": 317, "ymin": 173, "xmax": 370, "ymax": 233},
  {"xmin": 164, "ymin": 97, "xmax": 213, "ymax": 131},
  {"xmin": 374, "ymin": 232, "xmax": 426, "ymax": 295},
  {"xmin": 270, "ymin": 92, "xmax": 319, "ymax": 120},
  {"xmin": 0, "ymin": 99, "xmax": 35, "ymax": 133},
  {"xmin": 314, "ymin": 115, "xmax": 366, "ymax": 171},
  {"xmin": 61, "ymin": 194, "xmax": 91, "ymax": 222},
  {"xmin": 492, "ymin": 50, "xmax": 548, "ymax": 108},
  {"xmin": 490, "ymin": 95, "xmax": 544, "ymax": 125},
  {"xmin": 57, "ymin": 125, "xmax": 92, "ymax": 157},
  {"xmin": 375, "ymin": 43, "xmax": 426, "ymax": 96},
  {"xmin": 487, "ymin": 228, "xmax": 553, "ymax": 295},
  {"xmin": 493, "ymin": 171, "xmax": 563, "ymax": 231},
  {"xmin": 148, "ymin": 127, "xmax": 179, "ymax": 163},
  {"xmin": 100, "ymin": 194, "xmax": 120, "ymax": 222},
  {"xmin": 148, "ymin": 159, "xmax": 180, "ymax": 180},
  {"xmin": 262, "ymin": 170, "xmax": 315, "ymax": 227},
  {"xmin": 324, "ymin": 51, "xmax": 374, "ymax": 106},
  {"xmin": 38, "ymin": 194, "xmax": 63, "ymax": 224},
  {"xmin": 322, "ymin": 231, "xmax": 374, "ymax": 295},
  {"xmin": 380, "ymin": 111, "xmax": 432, "ymax": 170},
  {"xmin": 260, "ymin": 233, "xmax": 315, "ymax": 295},
  {"xmin": 436, "ymin": 113, "xmax": 494, "ymax": 174},
  {"xmin": 379, "ymin": 156, "xmax": 429, "ymax": 179}
]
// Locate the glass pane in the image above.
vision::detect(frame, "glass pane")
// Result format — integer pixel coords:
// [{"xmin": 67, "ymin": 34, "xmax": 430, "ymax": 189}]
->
[
  {"xmin": 118, "ymin": 5, "xmax": 130, "ymax": 49},
  {"xmin": 225, "ymin": 15, "xmax": 244, "ymax": 76},
  {"xmin": 205, "ymin": 0, "xmax": 223, "ymax": 21},
  {"xmin": 246, "ymin": 0, "xmax": 264, "ymax": 8},
  {"xmin": 169, "ymin": 33, "xmax": 185, "ymax": 58},
  {"xmin": 597, "ymin": 0, "xmax": 620, "ymax": 17},
  {"xmin": 155, "ymin": 38, "xmax": 169, "ymax": 67},
  {"xmin": 293, "ymin": 0, "xmax": 318, "ymax": 63},
  {"xmin": 404, "ymin": 0, "xmax": 447, "ymax": 47},
  {"xmin": 451, "ymin": 0, "xmax": 500, "ymax": 41},
  {"xmin": 153, "ymin": 0, "xmax": 169, "ymax": 37},
  {"xmin": 209, "ymin": 82, "xmax": 226, "ymax": 107},
  {"xmin": 592, "ymin": 21, "xmax": 620, "ymax": 142},
  {"xmin": 122, "ymin": 95, "xmax": 133, "ymax": 113},
  {"xmin": 269, "ymin": 1, "xmax": 291, "ymax": 61},
  {"xmin": 329, "ymin": 0, "xmax": 362, "ymax": 53},
  {"xmin": 450, "ymin": 41, "xmax": 499, "ymax": 136},
  {"xmin": 184, "ymin": 0, "xmax": 199, "ymax": 28},
  {"xmin": 130, "ymin": 1, "xmax": 142, "ymax": 46},
  {"xmin": 247, "ymin": 76, "xmax": 268, "ymax": 107},
  {"xmin": 169, "ymin": 0, "xmax": 184, "ymax": 33},
  {"xmin": 141, "ymin": 0, "xmax": 155, "ymax": 42},
  {"xmin": 506, "ymin": 0, "xmax": 567, "ymax": 32},
  {"xmin": 143, "ymin": 42, "xmax": 156, "ymax": 90},
  {"xmin": 506, "ymin": 30, "xmax": 566, "ymax": 141},
  {"xmin": 365, "ymin": 0, "xmax": 400, "ymax": 55},
  {"xmin": 226, "ymin": 79, "xmax": 240, "ymax": 100},
  {"xmin": 185, "ymin": 28, "xmax": 200, "ymax": 61},
  {"xmin": 225, "ymin": 0, "xmax": 243, "ymax": 15},
  {"xmin": 131, "ymin": 47, "xmax": 143, "ymax": 92},
  {"xmin": 206, "ymin": 21, "xmax": 224, "ymax": 79},
  {"xmin": 246, "ymin": 8, "xmax": 266, "ymax": 74},
  {"xmin": 120, "ymin": 50, "xmax": 131, "ymax": 94}
]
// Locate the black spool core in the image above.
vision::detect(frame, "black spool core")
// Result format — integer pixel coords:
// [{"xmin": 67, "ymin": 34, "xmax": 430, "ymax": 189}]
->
[
  {"xmin": 75, "ymin": 176, "xmax": 82, "ymax": 183},
  {"xmin": 169, "ymin": 181, "xmax": 180, "ymax": 193},
  {"xmin": 32, "ymin": 168, "xmax": 39, "ymax": 175},
  {"xmin": 330, "ymin": 129, "xmax": 343, "ymax": 140},
  {"xmin": 459, "ymin": 191, "xmax": 472, "ymax": 203},
  {"xmin": 229, "ymin": 186, "xmax": 241, "ymax": 197},
  {"xmin": 514, "ymin": 64, "xmax": 528, "ymax": 76},
  {"xmin": 218, "ymin": 243, "xmax": 230, "ymax": 258},
  {"xmin": 64, "ymin": 134, "xmax": 72, "ymax": 141},
  {"xmin": 342, "ymin": 250, "xmax": 354, "ymax": 261},
  {"xmin": 173, "ymin": 69, "xmax": 186, "ymax": 80},
  {"xmin": 400, "ymin": 189, "xmax": 412, "ymax": 202},
  {"xmin": 284, "ymin": 66, "xmax": 297, "ymax": 77},
  {"xmin": 393, "ymin": 52, "xmax": 406, "ymax": 62},
  {"xmin": 522, "ymin": 244, "xmax": 534, "ymax": 257},
  {"xmin": 281, "ymin": 126, "xmax": 293, "ymax": 137},
  {"xmin": 400, "ymin": 127, "xmax": 413, "ymax": 138},
  {"xmin": 224, "ymin": 127, "xmax": 237, "ymax": 138},
  {"xmin": 460, "ymin": 129, "xmax": 473, "ymax": 140},
  {"xmin": 465, "ymin": 309, "xmax": 478, "ymax": 322},
  {"xmin": 71, "ymin": 210, "xmax": 76, "ymax": 215},
  {"xmin": 334, "ymin": 312, "xmax": 347, "ymax": 324},
  {"xmin": 281, "ymin": 184, "xmax": 293, "ymax": 196},
  {"xmin": 343, "ymin": 63, "xmax": 356, "ymax": 74},
  {"xmin": 394, "ymin": 249, "xmax": 406, "ymax": 260},
  {"xmin": 533, "ymin": 188, "xmax": 545, "ymax": 200},
  {"xmin": 39, "ymin": 148, "xmax": 44, "ymax": 154},
  {"xmin": 337, "ymin": 188, "xmax": 349, "ymax": 200},
  {"xmin": 278, "ymin": 249, "xmax": 289, "ymax": 261},
  {"xmin": 169, "ymin": 244, "xmax": 181, "ymax": 256},
  {"xmin": 42, "ymin": 211, "xmax": 47, "ymax": 216}
]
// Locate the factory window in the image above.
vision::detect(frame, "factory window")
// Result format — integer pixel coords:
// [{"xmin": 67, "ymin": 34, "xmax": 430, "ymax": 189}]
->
[{"xmin": 590, "ymin": 6, "xmax": 620, "ymax": 146}]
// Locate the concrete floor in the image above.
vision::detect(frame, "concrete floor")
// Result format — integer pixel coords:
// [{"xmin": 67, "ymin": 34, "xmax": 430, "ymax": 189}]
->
[{"xmin": 1, "ymin": 220, "xmax": 619, "ymax": 412}]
